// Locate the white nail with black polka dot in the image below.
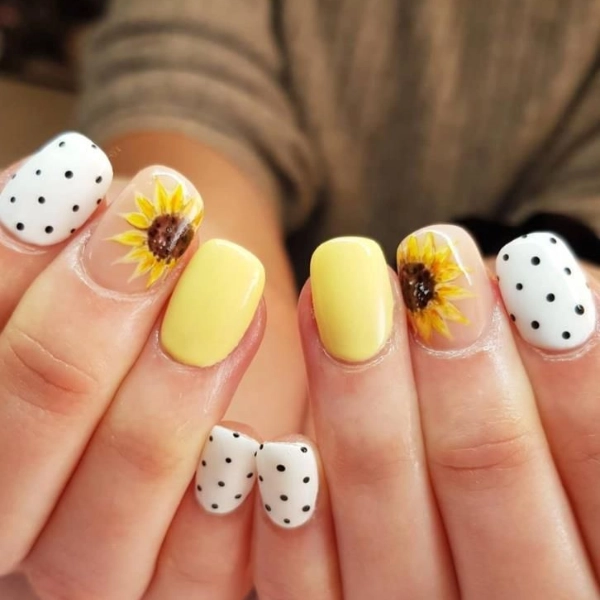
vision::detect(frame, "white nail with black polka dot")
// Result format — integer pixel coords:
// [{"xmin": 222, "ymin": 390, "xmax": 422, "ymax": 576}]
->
[
  {"xmin": 195, "ymin": 425, "xmax": 260, "ymax": 515},
  {"xmin": 496, "ymin": 232, "xmax": 596, "ymax": 351},
  {"xmin": 0, "ymin": 131, "xmax": 112, "ymax": 246},
  {"xmin": 256, "ymin": 441, "xmax": 319, "ymax": 529}
]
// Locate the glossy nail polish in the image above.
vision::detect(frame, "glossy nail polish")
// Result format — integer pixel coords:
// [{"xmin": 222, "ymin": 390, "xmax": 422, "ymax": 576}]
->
[
  {"xmin": 396, "ymin": 224, "xmax": 493, "ymax": 349},
  {"xmin": 256, "ymin": 442, "xmax": 319, "ymax": 529},
  {"xmin": 160, "ymin": 239, "xmax": 265, "ymax": 367},
  {"xmin": 310, "ymin": 237, "xmax": 394, "ymax": 362},
  {"xmin": 195, "ymin": 426, "xmax": 260, "ymax": 515},
  {"xmin": 0, "ymin": 132, "xmax": 112, "ymax": 246},
  {"xmin": 496, "ymin": 232, "xmax": 596, "ymax": 350},
  {"xmin": 84, "ymin": 166, "xmax": 204, "ymax": 293}
]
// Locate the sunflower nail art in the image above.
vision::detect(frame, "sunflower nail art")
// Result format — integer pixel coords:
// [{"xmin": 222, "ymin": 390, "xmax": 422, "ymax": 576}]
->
[
  {"xmin": 110, "ymin": 176, "xmax": 204, "ymax": 288},
  {"xmin": 396, "ymin": 228, "xmax": 475, "ymax": 342}
]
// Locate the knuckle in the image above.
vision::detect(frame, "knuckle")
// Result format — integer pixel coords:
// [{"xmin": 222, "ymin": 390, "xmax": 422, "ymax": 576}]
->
[
  {"xmin": 0, "ymin": 324, "xmax": 98, "ymax": 417},
  {"xmin": 429, "ymin": 416, "xmax": 536, "ymax": 491},
  {"xmin": 27, "ymin": 563, "xmax": 91, "ymax": 600}
]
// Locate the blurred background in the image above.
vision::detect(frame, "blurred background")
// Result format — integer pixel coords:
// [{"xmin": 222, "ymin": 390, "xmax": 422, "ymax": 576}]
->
[{"xmin": 0, "ymin": 0, "xmax": 106, "ymax": 164}]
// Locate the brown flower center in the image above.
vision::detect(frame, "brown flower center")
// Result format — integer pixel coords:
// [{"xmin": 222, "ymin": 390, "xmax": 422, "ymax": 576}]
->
[
  {"xmin": 399, "ymin": 262, "xmax": 436, "ymax": 312},
  {"xmin": 147, "ymin": 214, "xmax": 194, "ymax": 262}
]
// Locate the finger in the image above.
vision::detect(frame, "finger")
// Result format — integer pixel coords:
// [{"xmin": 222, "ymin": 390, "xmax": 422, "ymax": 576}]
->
[
  {"xmin": 300, "ymin": 237, "xmax": 457, "ymax": 599},
  {"xmin": 253, "ymin": 438, "xmax": 341, "ymax": 600},
  {"xmin": 495, "ymin": 233, "xmax": 600, "ymax": 573},
  {"xmin": 145, "ymin": 423, "xmax": 260, "ymax": 600},
  {"xmin": 0, "ymin": 132, "xmax": 112, "ymax": 327},
  {"xmin": 0, "ymin": 166, "xmax": 204, "ymax": 574},
  {"xmin": 400, "ymin": 225, "xmax": 599, "ymax": 598},
  {"xmin": 25, "ymin": 240, "xmax": 265, "ymax": 600}
]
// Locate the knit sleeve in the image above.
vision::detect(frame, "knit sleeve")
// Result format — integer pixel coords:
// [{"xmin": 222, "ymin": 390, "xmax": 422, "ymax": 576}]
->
[{"xmin": 77, "ymin": 0, "xmax": 321, "ymax": 230}]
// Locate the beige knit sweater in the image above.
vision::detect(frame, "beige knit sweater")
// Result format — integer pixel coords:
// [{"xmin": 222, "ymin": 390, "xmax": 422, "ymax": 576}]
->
[{"xmin": 79, "ymin": 0, "xmax": 600, "ymax": 270}]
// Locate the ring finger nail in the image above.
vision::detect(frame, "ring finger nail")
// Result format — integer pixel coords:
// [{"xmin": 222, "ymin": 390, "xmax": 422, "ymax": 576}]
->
[
  {"xmin": 396, "ymin": 224, "xmax": 493, "ymax": 350},
  {"xmin": 256, "ymin": 442, "xmax": 319, "ymax": 529},
  {"xmin": 496, "ymin": 232, "xmax": 596, "ymax": 350},
  {"xmin": 84, "ymin": 166, "xmax": 204, "ymax": 293},
  {"xmin": 195, "ymin": 426, "xmax": 260, "ymax": 515},
  {"xmin": 0, "ymin": 132, "xmax": 112, "ymax": 246}
]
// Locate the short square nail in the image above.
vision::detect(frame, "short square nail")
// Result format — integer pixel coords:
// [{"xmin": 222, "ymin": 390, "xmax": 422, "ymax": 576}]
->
[
  {"xmin": 496, "ymin": 232, "xmax": 596, "ymax": 351},
  {"xmin": 0, "ymin": 132, "xmax": 112, "ymax": 246},
  {"xmin": 396, "ymin": 224, "xmax": 493, "ymax": 349},
  {"xmin": 84, "ymin": 166, "xmax": 204, "ymax": 293},
  {"xmin": 195, "ymin": 426, "xmax": 260, "ymax": 515},
  {"xmin": 256, "ymin": 442, "xmax": 319, "ymax": 529},
  {"xmin": 310, "ymin": 237, "xmax": 394, "ymax": 362}
]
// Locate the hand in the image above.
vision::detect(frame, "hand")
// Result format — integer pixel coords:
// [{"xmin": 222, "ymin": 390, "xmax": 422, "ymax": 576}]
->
[
  {"xmin": 0, "ymin": 133, "xmax": 273, "ymax": 600},
  {"xmin": 251, "ymin": 227, "xmax": 600, "ymax": 599}
]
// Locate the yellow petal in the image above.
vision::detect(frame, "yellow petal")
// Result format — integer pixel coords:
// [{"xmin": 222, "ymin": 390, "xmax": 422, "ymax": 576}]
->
[
  {"xmin": 123, "ymin": 212, "xmax": 150, "ymax": 229},
  {"xmin": 109, "ymin": 230, "xmax": 147, "ymax": 247},
  {"xmin": 411, "ymin": 311, "xmax": 432, "ymax": 341},
  {"xmin": 406, "ymin": 235, "xmax": 420, "ymax": 263},
  {"xmin": 192, "ymin": 207, "xmax": 205, "ymax": 228},
  {"xmin": 435, "ymin": 300, "xmax": 470, "ymax": 325},
  {"xmin": 116, "ymin": 246, "xmax": 150, "ymax": 264},
  {"xmin": 434, "ymin": 264, "xmax": 464, "ymax": 283},
  {"xmin": 436, "ymin": 284, "xmax": 475, "ymax": 301},
  {"xmin": 429, "ymin": 309, "xmax": 452, "ymax": 339},
  {"xmin": 154, "ymin": 178, "xmax": 171, "ymax": 214},
  {"xmin": 129, "ymin": 255, "xmax": 157, "ymax": 281},
  {"xmin": 135, "ymin": 194, "xmax": 157, "ymax": 220},
  {"xmin": 422, "ymin": 232, "xmax": 435, "ymax": 266},
  {"xmin": 146, "ymin": 261, "xmax": 168, "ymax": 288},
  {"xmin": 170, "ymin": 184, "xmax": 185, "ymax": 213}
]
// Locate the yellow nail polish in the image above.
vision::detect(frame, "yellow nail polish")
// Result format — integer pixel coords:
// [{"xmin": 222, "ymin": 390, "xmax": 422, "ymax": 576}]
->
[
  {"xmin": 161, "ymin": 239, "xmax": 265, "ymax": 367},
  {"xmin": 310, "ymin": 237, "xmax": 394, "ymax": 362}
]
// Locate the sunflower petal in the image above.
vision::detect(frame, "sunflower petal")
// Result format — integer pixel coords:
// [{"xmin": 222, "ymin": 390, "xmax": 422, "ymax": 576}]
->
[
  {"xmin": 135, "ymin": 194, "xmax": 157, "ymax": 220},
  {"xmin": 406, "ymin": 235, "xmax": 421, "ymax": 263},
  {"xmin": 154, "ymin": 178, "xmax": 171, "ymax": 214},
  {"xmin": 411, "ymin": 311, "xmax": 432, "ymax": 341},
  {"xmin": 129, "ymin": 255, "xmax": 156, "ymax": 282},
  {"xmin": 434, "ymin": 300, "xmax": 470, "ymax": 325},
  {"xmin": 429, "ymin": 310, "xmax": 452, "ymax": 339},
  {"xmin": 192, "ymin": 207, "xmax": 205, "ymax": 228},
  {"xmin": 109, "ymin": 230, "xmax": 147, "ymax": 247},
  {"xmin": 435, "ymin": 264, "xmax": 464, "ymax": 283},
  {"xmin": 115, "ymin": 246, "xmax": 149, "ymax": 264},
  {"xmin": 436, "ymin": 284, "xmax": 475, "ymax": 300},
  {"xmin": 422, "ymin": 232, "xmax": 435, "ymax": 266},
  {"xmin": 170, "ymin": 184, "xmax": 185, "ymax": 213},
  {"xmin": 146, "ymin": 261, "xmax": 168, "ymax": 288},
  {"xmin": 123, "ymin": 212, "xmax": 150, "ymax": 230}
]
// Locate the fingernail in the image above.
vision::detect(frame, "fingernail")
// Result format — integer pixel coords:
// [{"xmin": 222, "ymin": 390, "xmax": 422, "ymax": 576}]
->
[
  {"xmin": 160, "ymin": 239, "xmax": 265, "ymax": 367},
  {"xmin": 396, "ymin": 224, "xmax": 493, "ymax": 349},
  {"xmin": 496, "ymin": 232, "xmax": 596, "ymax": 350},
  {"xmin": 84, "ymin": 166, "xmax": 204, "ymax": 293},
  {"xmin": 256, "ymin": 442, "xmax": 319, "ymax": 529},
  {"xmin": 0, "ymin": 132, "xmax": 112, "ymax": 246},
  {"xmin": 310, "ymin": 237, "xmax": 394, "ymax": 362},
  {"xmin": 195, "ymin": 426, "xmax": 260, "ymax": 515}
]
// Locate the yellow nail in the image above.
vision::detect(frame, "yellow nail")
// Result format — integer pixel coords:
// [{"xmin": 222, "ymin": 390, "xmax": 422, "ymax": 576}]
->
[
  {"xmin": 161, "ymin": 239, "xmax": 265, "ymax": 367},
  {"xmin": 310, "ymin": 237, "xmax": 394, "ymax": 362}
]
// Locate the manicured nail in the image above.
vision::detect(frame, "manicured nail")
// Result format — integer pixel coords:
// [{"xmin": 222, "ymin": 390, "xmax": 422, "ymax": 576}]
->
[
  {"xmin": 84, "ymin": 166, "xmax": 204, "ymax": 293},
  {"xmin": 496, "ymin": 232, "xmax": 596, "ymax": 350},
  {"xmin": 256, "ymin": 442, "xmax": 319, "ymax": 529},
  {"xmin": 310, "ymin": 237, "xmax": 394, "ymax": 362},
  {"xmin": 161, "ymin": 239, "xmax": 265, "ymax": 367},
  {"xmin": 396, "ymin": 224, "xmax": 492, "ymax": 350},
  {"xmin": 195, "ymin": 426, "xmax": 260, "ymax": 515},
  {"xmin": 0, "ymin": 132, "xmax": 112, "ymax": 246}
]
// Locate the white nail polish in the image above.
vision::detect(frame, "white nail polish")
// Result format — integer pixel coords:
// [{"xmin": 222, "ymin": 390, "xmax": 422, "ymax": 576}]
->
[
  {"xmin": 0, "ymin": 132, "xmax": 113, "ymax": 246},
  {"xmin": 195, "ymin": 426, "xmax": 260, "ymax": 515},
  {"xmin": 496, "ymin": 232, "xmax": 596, "ymax": 350},
  {"xmin": 256, "ymin": 442, "xmax": 318, "ymax": 529}
]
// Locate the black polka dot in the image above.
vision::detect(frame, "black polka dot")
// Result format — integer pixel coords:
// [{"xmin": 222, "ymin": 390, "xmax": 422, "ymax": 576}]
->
[
  {"xmin": 277, "ymin": 465, "xmax": 286, "ymax": 472},
  {"xmin": 96, "ymin": 176, "xmax": 103, "ymax": 184},
  {"xmin": 284, "ymin": 518, "xmax": 291, "ymax": 524},
  {"xmin": 259, "ymin": 444, "xmax": 264, "ymax": 450},
  {"xmin": 247, "ymin": 472, "xmax": 254, "ymax": 478},
  {"xmin": 9, "ymin": 196, "xmax": 15, "ymax": 203},
  {"xmin": 72, "ymin": 205, "xmax": 79, "ymax": 212},
  {"xmin": 70, "ymin": 228, "xmax": 76, "ymax": 234},
  {"xmin": 546, "ymin": 293, "xmax": 555, "ymax": 302},
  {"xmin": 562, "ymin": 331, "xmax": 571, "ymax": 340},
  {"xmin": 301, "ymin": 447, "xmax": 308, "ymax": 453},
  {"xmin": 303, "ymin": 477, "xmax": 310, "ymax": 483},
  {"xmin": 233, "ymin": 432, "xmax": 240, "ymax": 438},
  {"xmin": 45, "ymin": 226, "xmax": 53, "ymax": 234},
  {"xmin": 96, "ymin": 198, "xmax": 102, "ymax": 205},
  {"xmin": 59, "ymin": 141, "xmax": 66, "ymax": 147},
  {"xmin": 35, "ymin": 169, "xmax": 41, "ymax": 176},
  {"xmin": 211, "ymin": 503, "xmax": 218, "ymax": 510},
  {"xmin": 531, "ymin": 256, "xmax": 541, "ymax": 266},
  {"xmin": 302, "ymin": 505, "xmax": 311, "ymax": 512},
  {"xmin": 565, "ymin": 267, "xmax": 572, "ymax": 275},
  {"xmin": 265, "ymin": 504, "xmax": 272, "ymax": 512},
  {"xmin": 575, "ymin": 305, "xmax": 585, "ymax": 315},
  {"xmin": 502, "ymin": 254, "xmax": 509, "ymax": 261},
  {"xmin": 516, "ymin": 283, "xmax": 523, "ymax": 290},
  {"xmin": 225, "ymin": 457, "xmax": 232, "ymax": 463},
  {"xmin": 259, "ymin": 475, "xmax": 263, "ymax": 482},
  {"xmin": 218, "ymin": 481, "xmax": 225, "ymax": 487},
  {"xmin": 521, "ymin": 234, "xmax": 528, "ymax": 238},
  {"xmin": 201, "ymin": 460, "xmax": 207, "ymax": 467},
  {"xmin": 550, "ymin": 237, "xmax": 557, "ymax": 244},
  {"xmin": 91, "ymin": 144, "xmax": 97, "ymax": 149},
  {"xmin": 16, "ymin": 223, "xmax": 24, "ymax": 231},
  {"xmin": 510, "ymin": 314, "xmax": 516, "ymax": 322},
  {"xmin": 38, "ymin": 197, "xmax": 45, "ymax": 204},
  {"xmin": 65, "ymin": 170, "xmax": 73, "ymax": 179},
  {"xmin": 235, "ymin": 494, "xmax": 242, "ymax": 499},
  {"xmin": 280, "ymin": 495, "xmax": 288, "ymax": 501},
  {"xmin": 11, "ymin": 173, "xmax": 16, "ymax": 179},
  {"xmin": 209, "ymin": 435, "xmax": 213, "ymax": 442},
  {"xmin": 531, "ymin": 321, "xmax": 540, "ymax": 330},
  {"xmin": 254, "ymin": 452, "xmax": 257, "ymax": 457},
  {"xmin": 196, "ymin": 484, "xmax": 202, "ymax": 492}
]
